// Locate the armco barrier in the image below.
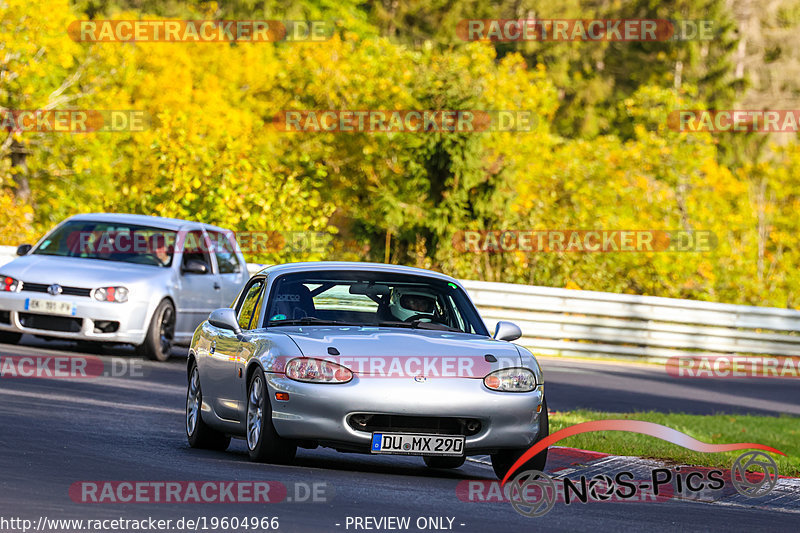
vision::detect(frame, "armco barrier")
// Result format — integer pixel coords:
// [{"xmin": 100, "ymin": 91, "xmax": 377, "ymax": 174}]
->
[
  {"xmin": 0, "ymin": 245, "xmax": 16, "ymax": 268},
  {"xmin": 460, "ymin": 279, "xmax": 800, "ymax": 362}
]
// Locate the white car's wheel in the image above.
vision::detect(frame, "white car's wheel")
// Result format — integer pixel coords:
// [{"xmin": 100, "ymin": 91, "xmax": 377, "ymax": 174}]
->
[
  {"xmin": 137, "ymin": 299, "xmax": 175, "ymax": 362},
  {"xmin": 246, "ymin": 367, "xmax": 296, "ymax": 463}
]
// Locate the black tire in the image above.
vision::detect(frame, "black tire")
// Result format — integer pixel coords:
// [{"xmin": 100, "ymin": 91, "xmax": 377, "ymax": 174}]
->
[
  {"xmin": 186, "ymin": 361, "xmax": 231, "ymax": 451},
  {"xmin": 491, "ymin": 398, "xmax": 549, "ymax": 480},
  {"xmin": 137, "ymin": 299, "xmax": 175, "ymax": 362},
  {"xmin": 246, "ymin": 367, "xmax": 297, "ymax": 463},
  {"xmin": 423, "ymin": 455, "xmax": 466, "ymax": 469},
  {"xmin": 0, "ymin": 331, "xmax": 22, "ymax": 344}
]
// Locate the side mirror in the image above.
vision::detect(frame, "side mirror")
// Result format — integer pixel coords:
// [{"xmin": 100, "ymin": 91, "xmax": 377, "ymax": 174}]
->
[
  {"xmin": 16, "ymin": 244, "xmax": 32, "ymax": 256},
  {"xmin": 208, "ymin": 308, "xmax": 241, "ymax": 335},
  {"xmin": 494, "ymin": 321, "xmax": 522, "ymax": 342},
  {"xmin": 182, "ymin": 259, "xmax": 209, "ymax": 275}
]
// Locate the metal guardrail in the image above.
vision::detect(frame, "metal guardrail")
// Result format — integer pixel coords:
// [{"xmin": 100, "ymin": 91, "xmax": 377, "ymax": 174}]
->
[
  {"xmin": 0, "ymin": 245, "xmax": 16, "ymax": 268},
  {"xmin": 461, "ymin": 279, "xmax": 800, "ymax": 361}
]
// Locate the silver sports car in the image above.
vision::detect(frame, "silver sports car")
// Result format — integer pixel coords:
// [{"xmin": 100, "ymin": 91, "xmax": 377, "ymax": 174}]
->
[{"xmin": 186, "ymin": 262, "xmax": 548, "ymax": 479}]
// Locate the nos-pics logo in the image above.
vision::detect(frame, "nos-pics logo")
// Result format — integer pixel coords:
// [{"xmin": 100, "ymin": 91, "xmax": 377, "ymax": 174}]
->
[{"xmin": 500, "ymin": 420, "xmax": 783, "ymax": 518}]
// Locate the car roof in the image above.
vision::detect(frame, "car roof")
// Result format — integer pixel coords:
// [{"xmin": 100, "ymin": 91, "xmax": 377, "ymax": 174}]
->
[
  {"xmin": 255, "ymin": 261, "xmax": 461, "ymax": 284},
  {"xmin": 65, "ymin": 213, "xmax": 230, "ymax": 232}
]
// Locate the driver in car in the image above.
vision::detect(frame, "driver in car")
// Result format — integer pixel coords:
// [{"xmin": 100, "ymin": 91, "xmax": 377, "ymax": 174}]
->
[
  {"xmin": 148, "ymin": 234, "xmax": 172, "ymax": 266},
  {"xmin": 388, "ymin": 288, "xmax": 439, "ymax": 321}
]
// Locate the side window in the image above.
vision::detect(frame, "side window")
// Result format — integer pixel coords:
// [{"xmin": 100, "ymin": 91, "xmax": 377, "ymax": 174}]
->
[
  {"xmin": 182, "ymin": 230, "xmax": 212, "ymax": 273},
  {"xmin": 237, "ymin": 279, "xmax": 265, "ymax": 330},
  {"xmin": 209, "ymin": 231, "xmax": 242, "ymax": 274}
]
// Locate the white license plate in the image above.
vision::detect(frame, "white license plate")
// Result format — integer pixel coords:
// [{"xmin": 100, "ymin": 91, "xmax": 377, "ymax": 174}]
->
[
  {"xmin": 25, "ymin": 298, "xmax": 75, "ymax": 316},
  {"xmin": 371, "ymin": 433, "xmax": 464, "ymax": 456}
]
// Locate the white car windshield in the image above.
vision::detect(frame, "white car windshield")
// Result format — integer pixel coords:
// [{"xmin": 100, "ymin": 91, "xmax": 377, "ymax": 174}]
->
[
  {"xmin": 264, "ymin": 271, "xmax": 489, "ymax": 335},
  {"xmin": 32, "ymin": 220, "xmax": 177, "ymax": 267}
]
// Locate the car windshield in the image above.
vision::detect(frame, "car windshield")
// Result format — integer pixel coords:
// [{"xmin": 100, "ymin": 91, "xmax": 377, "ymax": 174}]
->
[
  {"xmin": 264, "ymin": 270, "xmax": 489, "ymax": 335},
  {"xmin": 32, "ymin": 220, "xmax": 177, "ymax": 267}
]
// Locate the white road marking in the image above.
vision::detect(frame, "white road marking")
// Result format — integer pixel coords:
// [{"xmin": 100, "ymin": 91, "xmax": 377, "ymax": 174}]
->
[{"xmin": 0, "ymin": 387, "xmax": 183, "ymax": 415}]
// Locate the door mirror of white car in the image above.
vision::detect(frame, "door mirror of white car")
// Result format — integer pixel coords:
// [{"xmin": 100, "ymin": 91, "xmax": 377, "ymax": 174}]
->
[
  {"xmin": 16, "ymin": 244, "xmax": 31, "ymax": 256},
  {"xmin": 494, "ymin": 321, "xmax": 522, "ymax": 342},
  {"xmin": 208, "ymin": 308, "xmax": 241, "ymax": 334},
  {"xmin": 182, "ymin": 259, "xmax": 209, "ymax": 275}
]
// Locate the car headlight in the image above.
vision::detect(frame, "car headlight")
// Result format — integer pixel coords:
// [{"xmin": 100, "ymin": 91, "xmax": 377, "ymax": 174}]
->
[
  {"xmin": 285, "ymin": 357, "xmax": 353, "ymax": 384},
  {"xmin": 1, "ymin": 275, "xmax": 20, "ymax": 292},
  {"xmin": 93, "ymin": 286, "xmax": 129, "ymax": 303},
  {"xmin": 484, "ymin": 367, "xmax": 536, "ymax": 392}
]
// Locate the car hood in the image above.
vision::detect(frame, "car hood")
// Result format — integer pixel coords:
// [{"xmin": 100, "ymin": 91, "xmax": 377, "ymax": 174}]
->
[
  {"xmin": 278, "ymin": 326, "xmax": 522, "ymax": 377},
  {"xmin": 0, "ymin": 255, "xmax": 164, "ymax": 287}
]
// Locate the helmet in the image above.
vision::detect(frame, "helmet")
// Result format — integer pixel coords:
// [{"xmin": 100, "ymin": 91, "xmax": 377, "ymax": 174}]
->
[{"xmin": 388, "ymin": 288, "xmax": 438, "ymax": 321}]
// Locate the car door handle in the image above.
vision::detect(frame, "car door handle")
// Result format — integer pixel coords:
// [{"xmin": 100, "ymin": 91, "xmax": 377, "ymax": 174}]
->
[
  {"xmin": 213, "ymin": 282, "xmax": 221, "ymax": 290},
  {"xmin": 210, "ymin": 341, "xmax": 216, "ymax": 354}
]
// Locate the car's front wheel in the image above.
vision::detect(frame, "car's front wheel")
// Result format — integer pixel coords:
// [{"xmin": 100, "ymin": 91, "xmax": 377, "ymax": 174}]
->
[
  {"xmin": 247, "ymin": 367, "xmax": 297, "ymax": 463},
  {"xmin": 423, "ymin": 455, "xmax": 466, "ymax": 469},
  {"xmin": 491, "ymin": 398, "xmax": 549, "ymax": 480},
  {"xmin": 0, "ymin": 331, "xmax": 22, "ymax": 345},
  {"xmin": 137, "ymin": 299, "xmax": 175, "ymax": 362},
  {"xmin": 186, "ymin": 361, "xmax": 230, "ymax": 451}
]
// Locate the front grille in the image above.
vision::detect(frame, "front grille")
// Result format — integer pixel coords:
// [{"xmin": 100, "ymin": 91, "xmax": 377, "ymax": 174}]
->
[
  {"xmin": 18, "ymin": 313, "xmax": 82, "ymax": 333},
  {"xmin": 347, "ymin": 414, "xmax": 482, "ymax": 436},
  {"xmin": 21, "ymin": 282, "xmax": 92, "ymax": 297},
  {"xmin": 0, "ymin": 311, "xmax": 9, "ymax": 324}
]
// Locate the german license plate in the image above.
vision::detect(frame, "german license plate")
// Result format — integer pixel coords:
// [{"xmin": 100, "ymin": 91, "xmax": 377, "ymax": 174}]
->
[
  {"xmin": 25, "ymin": 298, "xmax": 75, "ymax": 316},
  {"xmin": 370, "ymin": 433, "xmax": 464, "ymax": 456}
]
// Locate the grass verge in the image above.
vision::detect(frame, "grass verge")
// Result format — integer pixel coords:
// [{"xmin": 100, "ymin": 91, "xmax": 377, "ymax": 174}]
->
[{"xmin": 550, "ymin": 410, "xmax": 800, "ymax": 477}]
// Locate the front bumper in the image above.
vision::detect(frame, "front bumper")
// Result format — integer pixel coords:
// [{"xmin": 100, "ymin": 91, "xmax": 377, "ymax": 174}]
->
[
  {"xmin": 265, "ymin": 373, "xmax": 545, "ymax": 454},
  {"xmin": 0, "ymin": 292, "xmax": 150, "ymax": 344}
]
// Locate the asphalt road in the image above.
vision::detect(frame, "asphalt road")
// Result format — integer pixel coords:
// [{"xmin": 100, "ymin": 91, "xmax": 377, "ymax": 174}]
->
[
  {"xmin": 0, "ymin": 337, "xmax": 798, "ymax": 532},
  {"xmin": 541, "ymin": 356, "xmax": 800, "ymax": 416}
]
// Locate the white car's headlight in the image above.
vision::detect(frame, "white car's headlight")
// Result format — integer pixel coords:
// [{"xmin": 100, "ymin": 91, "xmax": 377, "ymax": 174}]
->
[
  {"xmin": 1, "ymin": 275, "xmax": 20, "ymax": 292},
  {"xmin": 484, "ymin": 367, "xmax": 536, "ymax": 392},
  {"xmin": 93, "ymin": 286, "xmax": 129, "ymax": 303},
  {"xmin": 285, "ymin": 357, "xmax": 353, "ymax": 384}
]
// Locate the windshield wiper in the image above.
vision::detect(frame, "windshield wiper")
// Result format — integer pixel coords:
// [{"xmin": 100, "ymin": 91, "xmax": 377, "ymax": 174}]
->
[
  {"xmin": 269, "ymin": 317, "xmax": 354, "ymax": 326},
  {"xmin": 377, "ymin": 320, "xmax": 462, "ymax": 332}
]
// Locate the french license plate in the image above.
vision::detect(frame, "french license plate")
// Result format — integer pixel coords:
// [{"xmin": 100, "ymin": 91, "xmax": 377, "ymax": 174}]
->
[
  {"xmin": 371, "ymin": 433, "xmax": 464, "ymax": 456},
  {"xmin": 25, "ymin": 298, "xmax": 75, "ymax": 316}
]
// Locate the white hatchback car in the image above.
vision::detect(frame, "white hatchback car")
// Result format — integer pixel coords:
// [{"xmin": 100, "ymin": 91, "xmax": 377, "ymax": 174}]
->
[{"xmin": 0, "ymin": 213, "xmax": 247, "ymax": 360}]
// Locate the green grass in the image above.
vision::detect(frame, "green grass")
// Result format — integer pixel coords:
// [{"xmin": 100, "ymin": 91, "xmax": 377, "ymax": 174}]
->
[{"xmin": 550, "ymin": 410, "xmax": 800, "ymax": 477}]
